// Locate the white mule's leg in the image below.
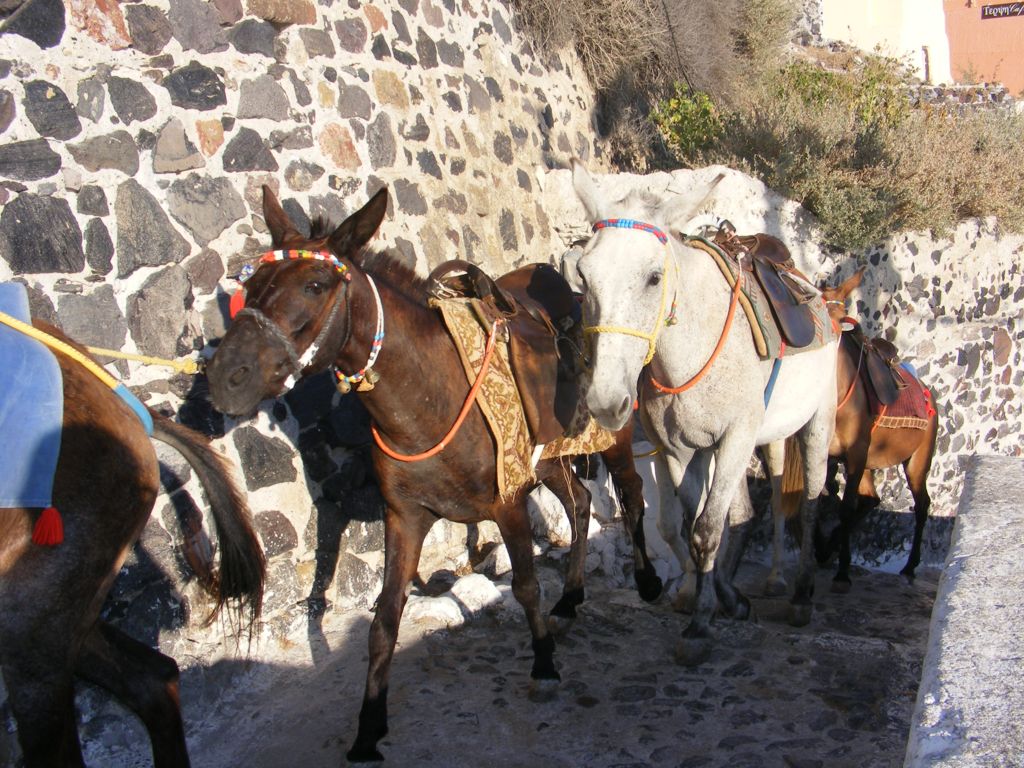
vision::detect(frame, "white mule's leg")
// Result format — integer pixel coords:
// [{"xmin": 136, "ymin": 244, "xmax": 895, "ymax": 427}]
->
[
  {"xmin": 654, "ymin": 450, "xmax": 701, "ymax": 613},
  {"xmin": 790, "ymin": 409, "xmax": 835, "ymax": 627},
  {"xmin": 762, "ymin": 440, "xmax": 789, "ymax": 597},
  {"xmin": 676, "ymin": 435, "xmax": 752, "ymax": 666}
]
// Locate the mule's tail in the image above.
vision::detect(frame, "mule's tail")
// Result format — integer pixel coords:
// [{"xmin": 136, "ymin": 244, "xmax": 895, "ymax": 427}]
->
[
  {"xmin": 780, "ymin": 434, "xmax": 804, "ymax": 520},
  {"xmin": 151, "ymin": 414, "xmax": 265, "ymax": 631}
]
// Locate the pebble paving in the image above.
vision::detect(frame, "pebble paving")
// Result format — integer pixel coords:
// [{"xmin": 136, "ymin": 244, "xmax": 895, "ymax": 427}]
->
[{"xmin": 64, "ymin": 556, "xmax": 938, "ymax": 768}]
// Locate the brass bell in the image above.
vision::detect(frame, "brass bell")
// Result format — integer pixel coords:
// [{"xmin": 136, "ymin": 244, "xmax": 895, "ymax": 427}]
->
[
  {"xmin": 356, "ymin": 367, "xmax": 380, "ymax": 392},
  {"xmin": 335, "ymin": 376, "xmax": 352, "ymax": 395}
]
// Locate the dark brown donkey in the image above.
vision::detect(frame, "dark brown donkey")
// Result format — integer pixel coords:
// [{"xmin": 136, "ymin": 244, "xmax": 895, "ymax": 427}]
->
[
  {"xmin": 0, "ymin": 325, "xmax": 265, "ymax": 767},
  {"xmin": 205, "ymin": 185, "xmax": 662, "ymax": 762},
  {"xmin": 816, "ymin": 267, "xmax": 940, "ymax": 590}
]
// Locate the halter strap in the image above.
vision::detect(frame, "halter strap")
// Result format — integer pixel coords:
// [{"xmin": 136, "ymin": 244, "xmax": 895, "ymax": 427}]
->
[
  {"xmin": 592, "ymin": 218, "xmax": 669, "ymax": 244},
  {"xmin": 231, "ymin": 249, "xmax": 363, "ymax": 391},
  {"xmin": 583, "ymin": 219, "xmax": 677, "ymax": 366},
  {"xmin": 333, "ymin": 273, "xmax": 384, "ymax": 388}
]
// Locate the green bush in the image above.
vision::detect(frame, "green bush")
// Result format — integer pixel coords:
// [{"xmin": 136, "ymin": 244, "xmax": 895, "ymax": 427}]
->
[{"xmin": 651, "ymin": 87, "xmax": 722, "ymax": 159}]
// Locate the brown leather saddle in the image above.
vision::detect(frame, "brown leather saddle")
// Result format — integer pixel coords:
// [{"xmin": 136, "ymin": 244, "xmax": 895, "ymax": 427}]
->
[
  {"xmin": 711, "ymin": 230, "xmax": 820, "ymax": 348},
  {"xmin": 428, "ymin": 260, "xmax": 583, "ymax": 444},
  {"xmin": 841, "ymin": 320, "xmax": 905, "ymax": 406}
]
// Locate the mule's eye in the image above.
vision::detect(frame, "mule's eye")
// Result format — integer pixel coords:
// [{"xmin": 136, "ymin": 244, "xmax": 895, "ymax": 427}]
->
[
  {"xmin": 306, "ymin": 281, "xmax": 325, "ymax": 296},
  {"xmin": 647, "ymin": 272, "xmax": 662, "ymax": 288}
]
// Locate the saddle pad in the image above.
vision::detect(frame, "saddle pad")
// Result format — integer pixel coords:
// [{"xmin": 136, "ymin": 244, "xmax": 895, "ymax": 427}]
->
[
  {"xmin": 539, "ymin": 412, "xmax": 615, "ymax": 461},
  {"xmin": 688, "ymin": 238, "xmax": 836, "ymax": 360},
  {"xmin": 872, "ymin": 364, "xmax": 935, "ymax": 431},
  {"xmin": 0, "ymin": 283, "xmax": 63, "ymax": 509},
  {"xmin": 434, "ymin": 297, "xmax": 536, "ymax": 501}
]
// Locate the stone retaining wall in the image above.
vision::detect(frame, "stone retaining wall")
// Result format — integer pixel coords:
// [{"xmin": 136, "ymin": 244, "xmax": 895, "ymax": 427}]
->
[
  {"xmin": 904, "ymin": 455, "xmax": 1024, "ymax": 766},
  {"xmin": 0, "ymin": 0, "xmax": 606, "ymax": 643}
]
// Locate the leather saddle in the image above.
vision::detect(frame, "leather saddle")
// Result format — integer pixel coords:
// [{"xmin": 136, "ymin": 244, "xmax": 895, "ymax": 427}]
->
[
  {"xmin": 428, "ymin": 260, "xmax": 583, "ymax": 444},
  {"xmin": 711, "ymin": 230, "xmax": 820, "ymax": 348},
  {"xmin": 841, "ymin": 320, "xmax": 905, "ymax": 406}
]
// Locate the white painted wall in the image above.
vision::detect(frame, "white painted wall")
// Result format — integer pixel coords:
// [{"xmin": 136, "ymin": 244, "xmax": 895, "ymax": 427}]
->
[{"xmin": 821, "ymin": 0, "xmax": 952, "ymax": 83}]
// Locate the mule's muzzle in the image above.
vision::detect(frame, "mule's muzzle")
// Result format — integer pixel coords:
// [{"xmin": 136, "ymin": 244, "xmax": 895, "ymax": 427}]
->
[
  {"xmin": 586, "ymin": 389, "xmax": 633, "ymax": 431},
  {"xmin": 206, "ymin": 323, "xmax": 295, "ymax": 417}
]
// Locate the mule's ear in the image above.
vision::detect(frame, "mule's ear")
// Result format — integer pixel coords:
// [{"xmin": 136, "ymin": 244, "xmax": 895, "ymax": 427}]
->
[
  {"xmin": 328, "ymin": 187, "xmax": 389, "ymax": 256},
  {"xmin": 571, "ymin": 158, "xmax": 604, "ymax": 223},
  {"xmin": 663, "ymin": 172, "xmax": 727, "ymax": 235},
  {"xmin": 838, "ymin": 265, "xmax": 867, "ymax": 297},
  {"xmin": 262, "ymin": 185, "xmax": 303, "ymax": 248}
]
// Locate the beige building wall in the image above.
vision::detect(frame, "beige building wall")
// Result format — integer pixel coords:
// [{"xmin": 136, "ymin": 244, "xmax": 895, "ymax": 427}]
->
[{"xmin": 821, "ymin": 0, "xmax": 953, "ymax": 83}]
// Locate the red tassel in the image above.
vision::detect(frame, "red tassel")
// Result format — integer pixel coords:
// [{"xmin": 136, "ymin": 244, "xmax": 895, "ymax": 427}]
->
[
  {"xmin": 32, "ymin": 506, "xmax": 64, "ymax": 546},
  {"xmin": 229, "ymin": 289, "xmax": 246, "ymax": 319}
]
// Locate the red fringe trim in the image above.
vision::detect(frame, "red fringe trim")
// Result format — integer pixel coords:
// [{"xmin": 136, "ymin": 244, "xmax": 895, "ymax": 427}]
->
[{"xmin": 32, "ymin": 506, "xmax": 63, "ymax": 546}]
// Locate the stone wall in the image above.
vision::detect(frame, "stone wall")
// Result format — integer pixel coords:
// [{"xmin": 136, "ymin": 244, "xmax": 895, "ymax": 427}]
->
[
  {"xmin": 0, "ymin": 0, "xmax": 606, "ymax": 644},
  {"xmin": 905, "ymin": 455, "xmax": 1024, "ymax": 766}
]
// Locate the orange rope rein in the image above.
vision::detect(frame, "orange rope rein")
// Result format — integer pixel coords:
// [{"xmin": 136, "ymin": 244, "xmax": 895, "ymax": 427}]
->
[
  {"xmin": 649, "ymin": 267, "xmax": 742, "ymax": 395},
  {"xmin": 836, "ymin": 342, "xmax": 864, "ymax": 412},
  {"xmin": 871, "ymin": 404, "xmax": 887, "ymax": 434},
  {"xmin": 371, "ymin": 320, "xmax": 501, "ymax": 462}
]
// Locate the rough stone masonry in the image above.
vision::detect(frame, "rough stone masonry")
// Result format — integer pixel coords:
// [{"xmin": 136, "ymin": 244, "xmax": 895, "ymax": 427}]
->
[{"xmin": 0, "ymin": 0, "xmax": 1020, "ymax": 658}]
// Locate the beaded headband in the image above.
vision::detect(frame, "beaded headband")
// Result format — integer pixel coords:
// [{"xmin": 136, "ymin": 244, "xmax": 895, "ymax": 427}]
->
[
  {"xmin": 237, "ymin": 249, "xmax": 351, "ymax": 283},
  {"xmin": 591, "ymin": 218, "xmax": 669, "ymax": 245}
]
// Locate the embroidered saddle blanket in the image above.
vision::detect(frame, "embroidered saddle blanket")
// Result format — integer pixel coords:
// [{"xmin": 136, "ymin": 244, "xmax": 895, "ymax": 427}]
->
[
  {"xmin": 0, "ymin": 282, "xmax": 64, "ymax": 510},
  {"xmin": 870, "ymin": 363, "xmax": 935, "ymax": 431},
  {"xmin": 434, "ymin": 296, "xmax": 613, "ymax": 502}
]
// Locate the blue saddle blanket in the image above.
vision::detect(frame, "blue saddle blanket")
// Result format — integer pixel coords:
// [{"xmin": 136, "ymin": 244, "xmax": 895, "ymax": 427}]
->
[{"xmin": 0, "ymin": 283, "xmax": 64, "ymax": 509}]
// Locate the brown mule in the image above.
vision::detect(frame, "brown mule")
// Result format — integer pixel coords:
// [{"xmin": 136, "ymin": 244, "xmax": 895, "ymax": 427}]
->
[
  {"xmin": 0, "ymin": 323, "xmax": 265, "ymax": 767},
  {"xmin": 818, "ymin": 267, "xmax": 940, "ymax": 590},
  {"xmin": 204, "ymin": 186, "xmax": 662, "ymax": 762}
]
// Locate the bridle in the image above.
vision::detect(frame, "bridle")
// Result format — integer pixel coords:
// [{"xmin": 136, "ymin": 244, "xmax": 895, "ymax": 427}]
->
[
  {"xmin": 232, "ymin": 249, "xmax": 385, "ymax": 393},
  {"xmin": 583, "ymin": 218, "xmax": 743, "ymax": 394},
  {"xmin": 231, "ymin": 248, "xmax": 498, "ymax": 463},
  {"xmin": 582, "ymin": 218, "xmax": 679, "ymax": 366}
]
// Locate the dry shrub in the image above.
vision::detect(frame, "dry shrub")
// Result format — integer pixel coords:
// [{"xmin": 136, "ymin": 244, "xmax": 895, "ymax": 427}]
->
[
  {"xmin": 512, "ymin": 0, "xmax": 798, "ymax": 169},
  {"xmin": 512, "ymin": 0, "xmax": 668, "ymax": 89},
  {"xmin": 660, "ymin": 50, "xmax": 1024, "ymax": 249},
  {"xmin": 892, "ymin": 109, "xmax": 1024, "ymax": 235}
]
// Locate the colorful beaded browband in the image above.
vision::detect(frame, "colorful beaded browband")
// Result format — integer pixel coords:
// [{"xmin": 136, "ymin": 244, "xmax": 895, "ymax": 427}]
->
[{"xmin": 237, "ymin": 249, "xmax": 351, "ymax": 283}]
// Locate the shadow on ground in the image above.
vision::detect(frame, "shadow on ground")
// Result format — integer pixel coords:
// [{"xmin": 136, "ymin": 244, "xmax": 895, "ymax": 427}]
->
[{"xmin": 46, "ymin": 554, "xmax": 938, "ymax": 768}]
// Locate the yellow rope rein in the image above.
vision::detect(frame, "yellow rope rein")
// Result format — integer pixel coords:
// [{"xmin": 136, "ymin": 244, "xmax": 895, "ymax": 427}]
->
[
  {"xmin": 80, "ymin": 346, "xmax": 201, "ymax": 375},
  {"xmin": 0, "ymin": 311, "xmax": 201, "ymax": 376}
]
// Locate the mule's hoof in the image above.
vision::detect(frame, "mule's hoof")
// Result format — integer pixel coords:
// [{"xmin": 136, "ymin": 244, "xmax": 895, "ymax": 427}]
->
[
  {"xmin": 674, "ymin": 636, "xmax": 713, "ymax": 667},
  {"xmin": 528, "ymin": 677, "xmax": 560, "ymax": 703},
  {"xmin": 346, "ymin": 744, "xmax": 385, "ymax": 763},
  {"xmin": 636, "ymin": 571, "xmax": 664, "ymax": 603},
  {"xmin": 788, "ymin": 603, "xmax": 813, "ymax": 627},
  {"xmin": 728, "ymin": 595, "xmax": 753, "ymax": 622},
  {"xmin": 830, "ymin": 578, "xmax": 852, "ymax": 595},
  {"xmin": 546, "ymin": 613, "xmax": 575, "ymax": 636},
  {"xmin": 763, "ymin": 577, "xmax": 788, "ymax": 598},
  {"xmin": 671, "ymin": 590, "xmax": 697, "ymax": 614}
]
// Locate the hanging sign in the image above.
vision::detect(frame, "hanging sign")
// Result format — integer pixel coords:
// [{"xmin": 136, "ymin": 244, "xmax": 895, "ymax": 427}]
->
[{"xmin": 981, "ymin": 3, "xmax": 1024, "ymax": 19}]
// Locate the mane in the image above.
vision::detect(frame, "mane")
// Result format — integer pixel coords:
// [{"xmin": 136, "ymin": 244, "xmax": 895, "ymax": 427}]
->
[
  {"xmin": 309, "ymin": 216, "xmax": 432, "ymax": 305},
  {"xmin": 354, "ymin": 246, "xmax": 433, "ymax": 306}
]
